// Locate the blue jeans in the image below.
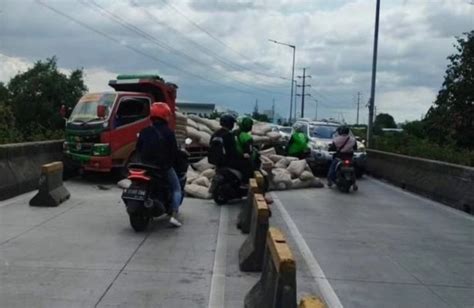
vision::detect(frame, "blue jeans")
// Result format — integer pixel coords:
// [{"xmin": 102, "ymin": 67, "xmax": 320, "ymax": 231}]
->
[
  {"xmin": 167, "ymin": 168, "xmax": 182, "ymax": 212},
  {"xmin": 327, "ymin": 158, "xmax": 338, "ymax": 183}
]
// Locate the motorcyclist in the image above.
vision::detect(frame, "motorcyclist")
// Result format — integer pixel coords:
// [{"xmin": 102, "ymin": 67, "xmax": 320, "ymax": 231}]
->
[
  {"xmin": 234, "ymin": 116, "xmax": 259, "ymax": 183},
  {"xmin": 209, "ymin": 114, "xmax": 239, "ymax": 167},
  {"xmin": 287, "ymin": 122, "xmax": 310, "ymax": 159},
  {"xmin": 136, "ymin": 102, "xmax": 183, "ymax": 227},
  {"xmin": 327, "ymin": 125, "xmax": 357, "ymax": 187}
]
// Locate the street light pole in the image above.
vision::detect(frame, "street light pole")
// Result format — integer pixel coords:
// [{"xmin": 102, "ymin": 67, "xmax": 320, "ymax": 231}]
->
[
  {"xmin": 269, "ymin": 39, "xmax": 296, "ymax": 124},
  {"xmin": 367, "ymin": 0, "xmax": 381, "ymax": 147}
]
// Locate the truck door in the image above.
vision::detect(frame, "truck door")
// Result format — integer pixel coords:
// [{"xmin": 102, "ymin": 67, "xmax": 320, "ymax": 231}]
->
[{"xmin": 109, "ymin": 96, "xmax": 151, "ymax": 166}]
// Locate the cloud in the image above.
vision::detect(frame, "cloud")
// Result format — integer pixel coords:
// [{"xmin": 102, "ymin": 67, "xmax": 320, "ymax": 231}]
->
[{"xmin": 0, "ymin": 0, "xmax": 472, "ymax": 122}]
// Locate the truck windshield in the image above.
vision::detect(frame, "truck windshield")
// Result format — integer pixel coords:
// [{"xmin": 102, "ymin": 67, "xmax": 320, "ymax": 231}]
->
[{"xmin": 69, "ymin": 93, "xmax": 116, "ymax": 123}]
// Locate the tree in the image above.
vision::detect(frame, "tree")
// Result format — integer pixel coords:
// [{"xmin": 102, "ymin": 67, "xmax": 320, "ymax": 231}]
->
[
  {"xmin": 7, "ymin": 57, "xmax": 87, "ymax": 136},
  {"xmin": 424, "ymin": 31, "xmax": 474, "ymax": 149},
  {"xmin": 373, "ymin": 113, "xmax": 397, "ymax": 134}
]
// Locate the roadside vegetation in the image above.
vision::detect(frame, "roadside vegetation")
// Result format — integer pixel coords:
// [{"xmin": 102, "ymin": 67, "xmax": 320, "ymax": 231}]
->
[{"xmin": 0, "ymin": 57, "xmax": 87, "ymax": 144}]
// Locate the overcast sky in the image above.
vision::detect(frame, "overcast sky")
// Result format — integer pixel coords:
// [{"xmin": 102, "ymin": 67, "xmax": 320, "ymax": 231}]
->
[{"xmin": 1, "ymin": 0, "xmax": 473, "ymax": 123}]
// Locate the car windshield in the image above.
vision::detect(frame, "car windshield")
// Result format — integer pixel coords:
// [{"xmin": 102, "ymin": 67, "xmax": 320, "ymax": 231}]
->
[
  {"xmin": 309, "ymin": 125, "xmax": 338, "ymax": 139},
  {"xmin": 69, "ymin": 93, "xmax": 116, "ymax": 123}
]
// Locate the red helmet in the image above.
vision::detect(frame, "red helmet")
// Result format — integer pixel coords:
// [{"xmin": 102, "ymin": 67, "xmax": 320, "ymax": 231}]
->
[{"xmin": 150, "ymin": 102, "xmax": 171, "ymax": 122}]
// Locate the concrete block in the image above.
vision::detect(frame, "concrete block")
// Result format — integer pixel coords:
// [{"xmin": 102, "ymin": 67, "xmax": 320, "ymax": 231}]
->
[
  {"xmin": 239, "ymin": 193, "xmax": 270, "ymax": 272},
  {"xmin": 30, "ymin": 161, "xmax": 70, "ymax": 207},
  {"xmin": 244, "ymin": 227, "xmax": 297, "ymax": 308},
  {"xmin": 254, "ymin": 170, "xmax": 267, "ymax": 192},
  {"xmin": 237, "ymin": 178, "xmax": 261, "ymax": 233},
  {"xmin": 299, "ymin": 296, "xmax": 326, "ymax": 308}
]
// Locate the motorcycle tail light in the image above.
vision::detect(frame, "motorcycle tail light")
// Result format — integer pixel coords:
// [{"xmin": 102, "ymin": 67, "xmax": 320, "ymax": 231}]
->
[
  {"xmin": 128, "ymin": 169, "xmax": 151, "ymax": 181},
  {"xmin": 344, "ymin": 160, "xmax": 351, "ymax": 165}
]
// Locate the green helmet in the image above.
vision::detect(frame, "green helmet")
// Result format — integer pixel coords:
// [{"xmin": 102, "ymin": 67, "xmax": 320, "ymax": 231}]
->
[{"xmin": 239, "ymin": 117, "xmax": 254, "ymax": 132}]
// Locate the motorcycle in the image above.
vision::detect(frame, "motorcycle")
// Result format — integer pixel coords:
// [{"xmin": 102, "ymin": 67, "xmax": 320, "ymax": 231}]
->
[
  {"xmin": 121, "ymin": 139, "xmax": 190, "ymax": 232},
  {"xmin": 210, "ymin": 167, "xmax": 248, "ymax": 205},
  {"xmin": 334, "ymin": 157, "xmax": 358, "ymax": 193}
]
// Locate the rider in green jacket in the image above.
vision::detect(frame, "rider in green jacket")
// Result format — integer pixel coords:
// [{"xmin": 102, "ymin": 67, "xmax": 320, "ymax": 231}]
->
[
  {"xmin": 287, "ymin": 123, "xmax": 310, "ymax": 159},
  {"xmin": 235, "ymin": 117, "xmax": 258, "ymax": 182}
]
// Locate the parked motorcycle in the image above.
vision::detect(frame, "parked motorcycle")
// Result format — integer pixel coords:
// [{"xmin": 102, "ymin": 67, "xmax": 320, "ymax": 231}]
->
[
  {"xmin": 121, "ymin": 139, "xmax": 190, "ymax": 232},
  {"xmin": 334, "ymin": 158, "xmax": 358, "ymax": 193}
]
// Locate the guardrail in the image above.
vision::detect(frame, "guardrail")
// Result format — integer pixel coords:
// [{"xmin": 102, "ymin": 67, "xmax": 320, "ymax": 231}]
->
[
  {"xmin": 0, "ymin": 140, "xmax": 64, "ymax": 201},
  {"xmin": 366, "ymin": 149, "xmax": 474, "ymax": 214}
]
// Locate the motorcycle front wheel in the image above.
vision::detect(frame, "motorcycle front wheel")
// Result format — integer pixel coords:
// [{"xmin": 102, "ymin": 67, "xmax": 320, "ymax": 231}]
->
[{"xmin": 213, "ymin": 186, "xmax": 229, "ymax": 206}]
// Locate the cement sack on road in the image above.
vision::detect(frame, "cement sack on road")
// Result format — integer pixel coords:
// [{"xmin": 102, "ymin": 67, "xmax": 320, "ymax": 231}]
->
[
  {"xmin": 271, "ymin": 168, "xmax": 292, "ymax": 190},
  {"xmin": 197, "ymin": 131, "xmax": 211, "ymax": 146},
  {"xmin": 287, "ymin": 160, "xmax": 308, "ymax": 179},
  {"xmin": 186, "ymin": 126, "xmax": 201, "ymax": 141},
  {"xmin": 253, "ymin": 135, "xmax": 270, "ymax": 144},
  {"xmin": 186, "ymin": 167, "xmax": 199, "ymax": 184},
  {"xmin": 193, "ymin": 176, "xmax": 211, "ymax": 188},
  {"xmin": 197, "ymin": 123, "xmax": 213, "ymax": 135},
  {"xmin": 290, "ymin": 178, "xmax": 323, "ymax": 189},
  {"xmin": 187, "ymin": 118, "xmax": 199, "ymax": 130},
  {"xmin": 268, "ymin": 154, "xmax": 285, "ymax": 163},
  {"xmin": 192, "ymin": 157, "xmax": 214, "ymax": 172},
  {"xmin": 299, "ymin": 170, "xmax": 315, "ymax": 181},
  {"xmin": 261, "ymin": 156, "xmax": 274, "ymax": 172},
  {"xmin": 185, "ymin": 184, "xmax": 212, "ymax": 199},
  {"xmin": 259, "ymin": 147, "xmax": 276, "ymax": 157},
  {"xmin": 266, "ymin": 131, "xmax": 281, "ymax": 141},
  {"xmin": 200, "ymin": 168, "xmax": 215, "ymax": 179},
  {"xmin": 252, "ymin": 124, "xmax": 272, "ymax": 136},
  {"xmin": 275, "ymin": 158, "xmax": 291, "ymax": 168}
]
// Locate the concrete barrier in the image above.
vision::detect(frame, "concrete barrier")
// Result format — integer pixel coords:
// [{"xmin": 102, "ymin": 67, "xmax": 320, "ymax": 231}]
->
[
  {"xmin": 299, "ymin": 296, "xmax": 326, "ymax": 308},
  {"xmin": 244, "ymin": 227, "xmax": 297, "ymax": 308},
  {"xmin": 0, "ymin": 140, "xmax": 63, "ymax": 201},
  {"xmin": 237, "ymin": 178, "xmax": 262, "ymax": 233},
  {"xmin": 239, "ymin": 193, "xmax": 270, "ymax": 272},
  {"xmin": 30, "ymin": 162, "xmax": 70, "ymax": 207},
  {"xmin": 254, "ymin": 170, "xmax": 266, "ymax": 192},
  {"xmin": 366, "ymin": 149, "xmax": 474, "ymax": 213}
]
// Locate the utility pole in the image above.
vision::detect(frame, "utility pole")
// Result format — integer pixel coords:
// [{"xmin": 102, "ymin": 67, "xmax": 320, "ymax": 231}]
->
[
  {"xmin": 272, "ymin": 98, "xmax": 275, "ymax": 123},
  {"xmin": 297, "ymin": 68, "xmax": 311, "ymax": 118},
  {"xmin": 312, "ymin": 98, "xmax": 318, "ymax": 120},
  {"xmin": 254, "ymin": 99, "xmax": 259, "ymax": 115},
  {"xmin": 356, "ymin": 91, "xmax": 361, "ymax": 125},
  {"xmin": 367, "ymin": 0, "xmax": 381, "ymax": 147}
]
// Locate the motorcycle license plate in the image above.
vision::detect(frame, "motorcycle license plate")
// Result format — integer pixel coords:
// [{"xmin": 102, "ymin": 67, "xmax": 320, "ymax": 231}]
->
[{"xmin": 122, "ymin": 188, "xmax": 147, "ymax": 201}]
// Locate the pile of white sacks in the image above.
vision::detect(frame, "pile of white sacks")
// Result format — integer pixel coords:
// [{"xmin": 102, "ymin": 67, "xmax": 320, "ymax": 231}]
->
[
  {"xmin": 185, "ymin": 147, "xmax": 323, "ymax": 199},
  {"xmin": 175, "ymin": 112, "xmax": 283, "ymax": 147}
]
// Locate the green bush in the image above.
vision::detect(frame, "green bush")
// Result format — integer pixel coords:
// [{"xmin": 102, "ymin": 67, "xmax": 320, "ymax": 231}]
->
[{"xmin": 373, "ymin": 133, "xmax": 474, "ymax": 167}]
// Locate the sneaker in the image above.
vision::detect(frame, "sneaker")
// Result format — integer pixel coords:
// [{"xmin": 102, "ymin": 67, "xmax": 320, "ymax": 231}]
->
[
  {"xmin": 169, "ymin": 216, "xmax": 182, "ymax": 228},
  {"xmin": 327, "ymin": 180, "xmax": 333, "ymax": 187}
]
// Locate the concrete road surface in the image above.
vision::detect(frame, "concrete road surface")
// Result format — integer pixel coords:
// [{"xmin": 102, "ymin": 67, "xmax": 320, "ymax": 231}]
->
[{"xmin": 0, "ymin": 177, "xmax": 472, "ymax": 307}]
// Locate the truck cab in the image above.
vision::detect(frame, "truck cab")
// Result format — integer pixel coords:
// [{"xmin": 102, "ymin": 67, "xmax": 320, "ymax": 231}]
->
[{"xmin": 64, "ymin": 75, "xmax": 178, "ymax": 173}]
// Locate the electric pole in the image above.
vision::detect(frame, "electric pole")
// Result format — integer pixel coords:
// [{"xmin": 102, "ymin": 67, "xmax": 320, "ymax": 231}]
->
[
  {"xmin": 367, "ymin": 0, "xmax": 381, "ymax": 147},
  {"xmin": 272, "ymin": 98, "xmax": 275, "ymax": 123},
  {"xmin": 356, "ymin": 91, "xmax": 361, "ymax": 125},
  {"xmin": 297, "ymin": 68, "xmax": 311, "ymax": 118}
]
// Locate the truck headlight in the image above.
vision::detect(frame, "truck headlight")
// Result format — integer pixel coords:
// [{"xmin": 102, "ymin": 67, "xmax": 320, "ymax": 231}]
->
[{"xmin": 92, "ymin": 143, "xmax": 110, "ymax": 156}]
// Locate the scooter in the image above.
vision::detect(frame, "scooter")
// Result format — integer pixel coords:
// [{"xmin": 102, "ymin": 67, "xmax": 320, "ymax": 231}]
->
[
  {"xmin": 121, "ymin": 140, "xmax": 190, "ymax": 232},
  {"xmin": 334, "ymin": 157, "xmax": 358, "ymax": 193},
  {"xmin": 210, "ymin": 167, "xmax": 248, "ymax": 205}
]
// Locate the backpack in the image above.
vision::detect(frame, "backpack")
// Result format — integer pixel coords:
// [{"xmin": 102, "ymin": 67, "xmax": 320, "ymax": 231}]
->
[{"xmin": 208, "ymin": 135, "xmax": 225, "ymax": 165}]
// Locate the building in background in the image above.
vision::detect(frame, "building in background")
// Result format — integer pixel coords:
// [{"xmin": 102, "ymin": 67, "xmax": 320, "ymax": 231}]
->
[{"xmin": 176, "ymin": 102, "xmax": 216, "ymax": 117}]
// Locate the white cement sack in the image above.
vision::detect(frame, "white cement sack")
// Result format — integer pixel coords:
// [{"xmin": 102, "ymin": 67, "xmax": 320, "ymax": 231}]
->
[
  {"xmin": 189, "ymin": 115, "xmax": 220, "ymax": 132},
  {"xmin": 275, "ymin": 158, "xmax": 291, "ymax": 168},
  {"xmin": 253, "ymin": 135, "xmax": 270, "ymax": 144},
  {"xmin": 193, "ymin": 176, "xmax": 211, "ymax": 188},
  {"xmin": 197, "ymin": 131, "xmax": 211, "ymax": 146},
  {"xmin": 200, "ymin": 168, "xmax": 215, "ymax": 179},
  {"xmin": 185, "ymin": 184, "xmax": 212, "ymax": 199},
  {"xmin": 261, "ymin": 155, "xmax": 274, "ymax": 172},
  {"xmin": 192, "ymin": 157, "xmax": 214, "ymax": 172},
  {"xmin": 259, "ymin": 147, "xmax": 276, "ymax": 157},
  {"xmin": 252, "ymin": 124, "xmax": 272, "ymax": 136},
  {"xmin": 117, "ymin": 179, "xmax": 131, "ymax": 189},
  {"xmin": 186, "ymin": 126, "xmax": 201, "ymax": 141},
  {"xmin": 299, "ymin": 170, "xmax": 315, "ymax": 181},
  {"xmin": 267, "ymin": 131, "xmax": 281, "ymax": 141},
  {"xmin": 187, "ymin": 118, "xmax": 199, "ymax": 130},
  {"xmin": 290, "ymin": 178, "xmax": 324, "ymax": 189},
  {"xmin": 197, "ymin": 123, "xmax": 213, "ymax": 135},
  {"xmin": 268, "ymin": 154, "xmax": 284, "ymax": 163},
  {"xmin": 186, "ymin": 166, "xmax": 199, "ymax": 184},
  {"xmin": 271, "ymin": 168, "xmax": 292, "ymax": 190},
  {"xmin": 287, "ymin": 160, "xmax": 308, "ymax": 178},
  {"xmin": 176, "ymin": 112, "xmax": 186, "ymax": 120}
]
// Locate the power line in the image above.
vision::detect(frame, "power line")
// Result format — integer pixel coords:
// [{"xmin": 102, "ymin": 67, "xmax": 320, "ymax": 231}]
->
[
  {"xmin": 82, "ymin": 0, "xmax": 287, "ymax": 97},
  {"xmin": 35, "ymin": 0, "xmax": 284, "ymax": 98},
  {"xmin": 158, "ymin": 0, "xmax": 272, "ymax": 74}
]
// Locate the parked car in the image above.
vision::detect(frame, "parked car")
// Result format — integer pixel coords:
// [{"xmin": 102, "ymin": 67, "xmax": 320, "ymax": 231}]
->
[{"xmin": 293, "ymin": 120, "xmax": 367, "ymax": 177}]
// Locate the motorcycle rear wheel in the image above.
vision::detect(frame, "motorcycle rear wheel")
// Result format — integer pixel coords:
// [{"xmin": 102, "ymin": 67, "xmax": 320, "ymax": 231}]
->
[
  {"xmin": 213, "ymin": 187, "xmax": 228, "ymax": 206},
  {"xmin": 129, "ymin": 213, "xmax": 150, "ymax": 232}
]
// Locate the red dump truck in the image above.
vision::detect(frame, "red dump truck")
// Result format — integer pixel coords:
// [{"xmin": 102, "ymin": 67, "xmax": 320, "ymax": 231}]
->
[{"xmin": 63, "ymin": 74, "xmax": 178, "ymax": 175}]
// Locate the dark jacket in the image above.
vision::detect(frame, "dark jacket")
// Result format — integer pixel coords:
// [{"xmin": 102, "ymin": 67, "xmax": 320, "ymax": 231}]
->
[
  {"xmin": 136, "ymin": 120, "xmax": 178, "ymax": 169},
  {"xmin": 211, "ymin": 128, "xmax": 239, "ymax": 164}
]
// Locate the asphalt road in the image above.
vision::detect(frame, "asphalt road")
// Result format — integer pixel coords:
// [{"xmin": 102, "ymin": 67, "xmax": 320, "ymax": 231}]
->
[{"xmin": 0, "ymin": 177, "xmax": 472, "ymax": 307}]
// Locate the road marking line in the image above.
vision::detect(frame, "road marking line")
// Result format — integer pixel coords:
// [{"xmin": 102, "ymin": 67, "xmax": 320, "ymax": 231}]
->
[
  {"xmin": 366, "ymin": 176, "xmax": 474, "ymax": 222},
  {"xmin": 271, "ymin": 192, "xmax": 343, "ymax": 308},
  {"xmin": 208, "ymin": 206, "xmax": 229, "ymax": 308}
]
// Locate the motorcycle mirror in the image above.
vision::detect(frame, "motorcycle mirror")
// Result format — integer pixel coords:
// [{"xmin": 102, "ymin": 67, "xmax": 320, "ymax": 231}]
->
[{"xmin": 185, "ymin": 138, "xmax": 192, "ymax": 145}]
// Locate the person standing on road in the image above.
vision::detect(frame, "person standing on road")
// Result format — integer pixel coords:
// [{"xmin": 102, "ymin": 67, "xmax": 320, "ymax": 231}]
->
[
  {"xmin": 136, "ymin": 102, "xmax": 183, "ymax": 228},
  {"xmin": 287, "ymin": 123, "xmax": 310, "ymax": 159},
  {"xmin": 327, "ymin": 125, "xmax": 357, "ymax": 187}
]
